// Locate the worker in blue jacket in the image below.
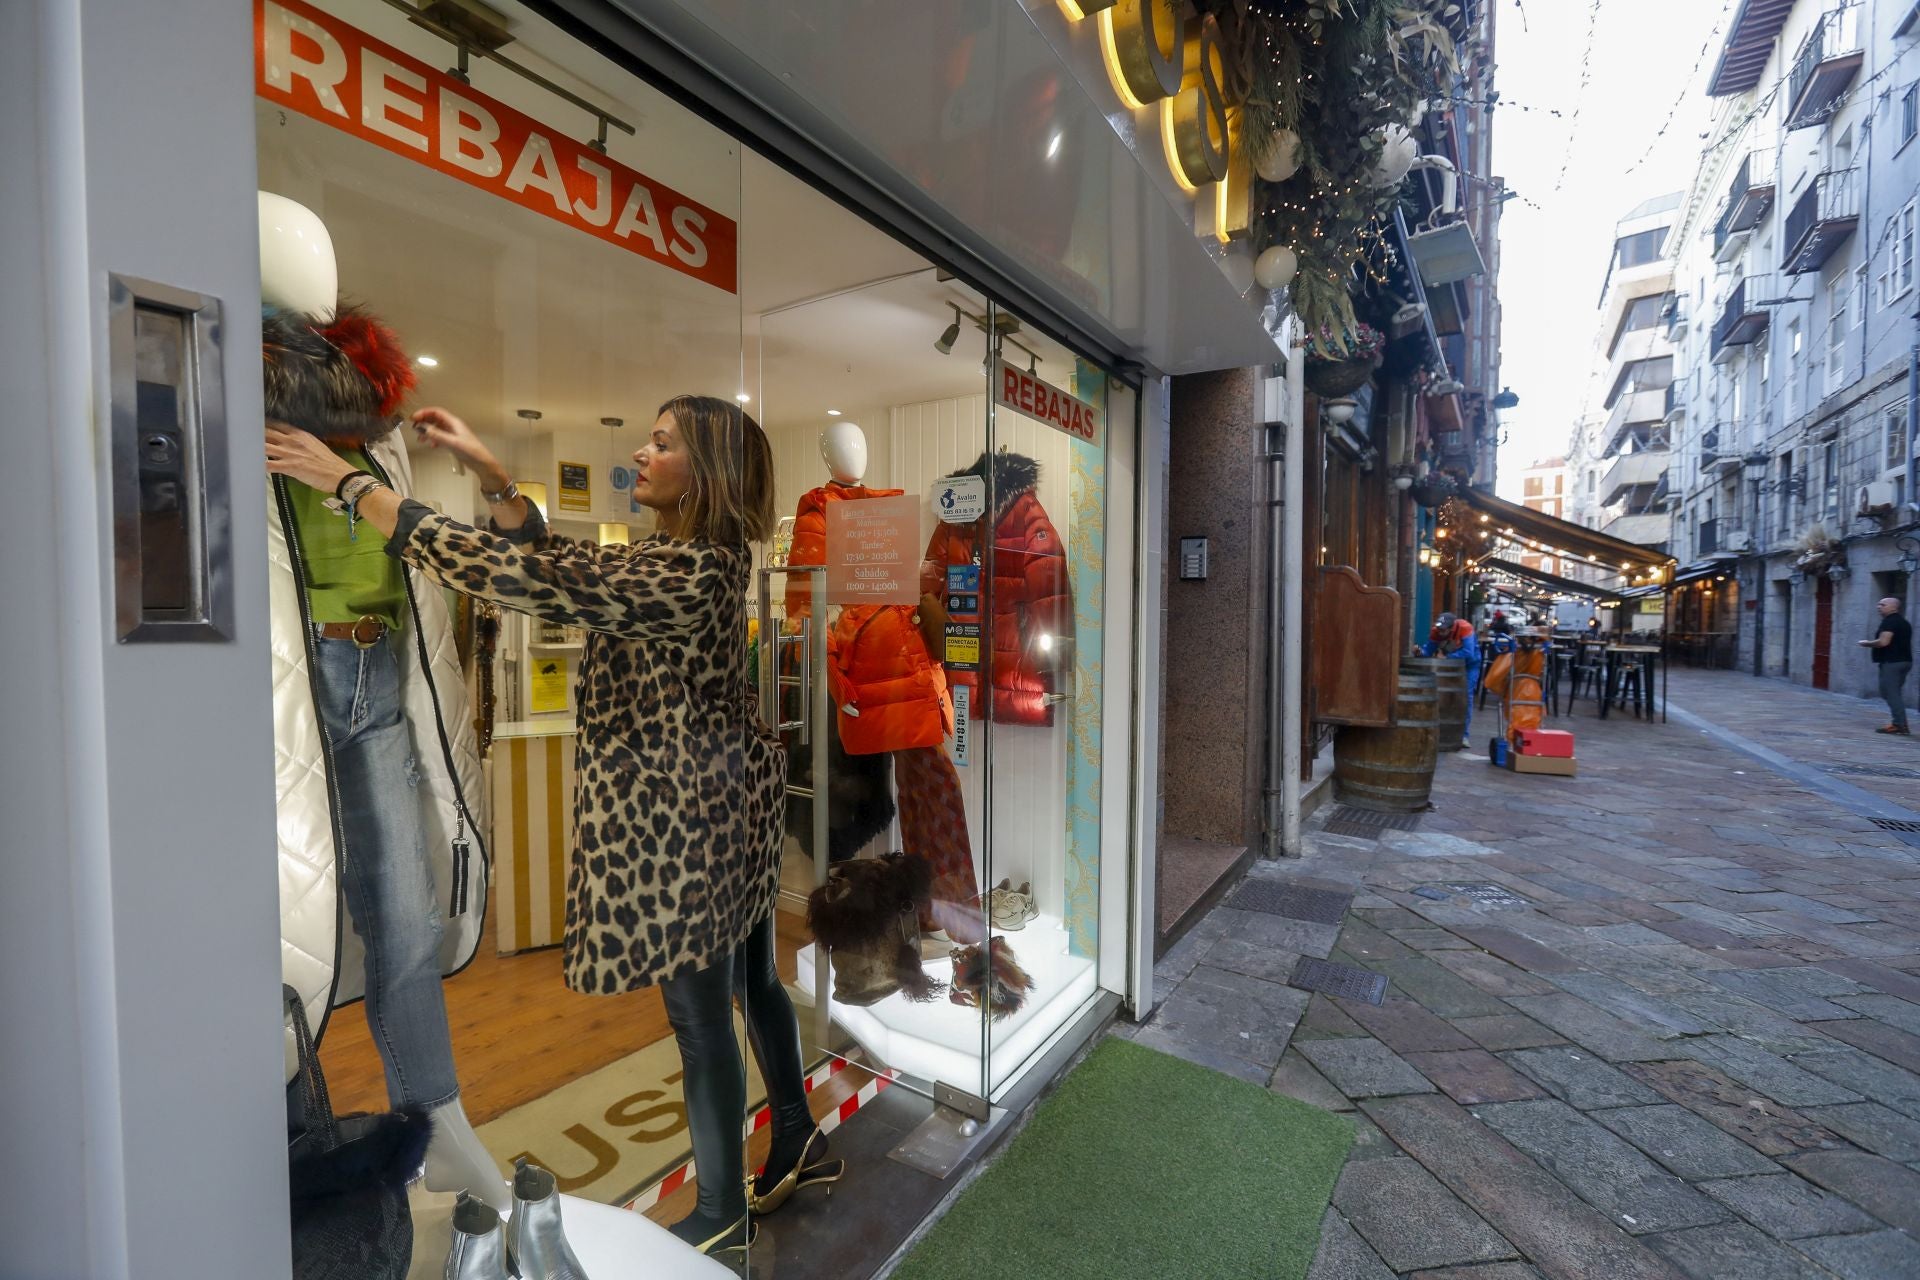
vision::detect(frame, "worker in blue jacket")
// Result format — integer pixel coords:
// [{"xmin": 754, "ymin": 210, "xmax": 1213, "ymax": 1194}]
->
[{"xmin": 1424, "ymin": 612, "xmax": 1481, "ymax": 748}]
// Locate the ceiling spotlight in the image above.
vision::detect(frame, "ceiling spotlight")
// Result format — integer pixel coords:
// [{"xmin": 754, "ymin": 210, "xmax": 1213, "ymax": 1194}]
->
[
  {"xmin": 735, "ymin": 392, "xmax": 752, "ymax": 404},
  {"xmin": 935, "ymin": 304, "xmax": 962, "ymax": 355},
  {"xmin": 1046, "ymin": 131, "xmax": 1064, "ymax": 161},
  {"xmin": 415, "ymin": 355, "xmax": 439, "ymax": 368},
  {"xmin": 1392, "ymin": 302, "xmax": 1426, "ymax": 326},
  {"xmin": 827, "ymin": 408, "xmax": 842, "ymax": 417},
  {"xmin": 1430, "ymin": 377, "xmax": 1464, "ymax": 396},
  {"xmin": 600, "ymin": 417, "xmax": 624, "ymax": 428}
]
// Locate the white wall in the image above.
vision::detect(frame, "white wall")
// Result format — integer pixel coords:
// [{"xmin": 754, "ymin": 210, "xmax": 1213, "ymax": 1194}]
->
[{"xmin": 1, "ymin": 2, "xmax": 290, "ymax": 1277}]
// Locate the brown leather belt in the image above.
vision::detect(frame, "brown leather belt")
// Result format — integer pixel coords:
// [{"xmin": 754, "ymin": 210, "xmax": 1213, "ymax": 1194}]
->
[{"xmin": 317, "ymin": 615, "xmax": 389, "ymax": 648}]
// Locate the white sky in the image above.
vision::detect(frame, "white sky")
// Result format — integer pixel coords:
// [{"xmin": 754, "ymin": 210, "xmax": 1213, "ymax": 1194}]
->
[{"xmin": 1490, "ymin": 0, "xmax": 1729, "ymax": 497}]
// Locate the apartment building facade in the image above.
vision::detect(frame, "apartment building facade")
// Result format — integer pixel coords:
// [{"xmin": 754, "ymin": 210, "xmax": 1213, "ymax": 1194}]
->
[
  {"xmin": 1567, "ymin": 195, "xmax": 1683, "ymax": 566},
  {"xmin": 1664, "ymin": 0, "xmax": 1920, "ymax": 695}
]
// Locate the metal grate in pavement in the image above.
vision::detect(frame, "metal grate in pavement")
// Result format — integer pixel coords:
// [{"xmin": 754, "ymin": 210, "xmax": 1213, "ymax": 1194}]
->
[
  {"xmin": 1324, "ymin": 806, "xmax": 1424, "ymax": 839},
  {"xmin": 1287, "ymin": 957, "xmax": 1388, "ymax": 1005},
  {"xmin": 1441, "ymin": 882, "xmax": 1531, "ymax": 907},
  {"xmin": 1829, "ymin": 764, "xmax": 1920, "ymax": 780},
  {"xmin": 1227, "ymin": 881, "xmax": 1353, "ymax": 925},
  {"xmin": 1869, "ymin": 817, "xmax": 1920, "ymax": 832}
]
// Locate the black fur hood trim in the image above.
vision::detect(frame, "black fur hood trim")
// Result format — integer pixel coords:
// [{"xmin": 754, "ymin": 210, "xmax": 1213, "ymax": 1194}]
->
[
  {"xmin": 262, "ymin": 306, "xmax": 397, "ymax": 448},
  {"xmin": 806, "ymin": 852, "xmax": 932, "ymax": 949},
  {"xmin": 953, "ymin": 450, "xmax": 1041, "ymax": 521}
]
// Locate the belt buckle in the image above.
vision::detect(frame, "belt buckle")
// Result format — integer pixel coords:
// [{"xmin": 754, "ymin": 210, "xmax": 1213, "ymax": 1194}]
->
[{"xmin": 350, "ymin": 615, "xmax": 383, "ymax": 649}]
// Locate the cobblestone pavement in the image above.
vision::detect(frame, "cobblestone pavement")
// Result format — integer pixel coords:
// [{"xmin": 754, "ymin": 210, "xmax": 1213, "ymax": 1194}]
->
[{"xmin": 1123, "ymin": 668, "xmax": 1920, "ymax": 1279}]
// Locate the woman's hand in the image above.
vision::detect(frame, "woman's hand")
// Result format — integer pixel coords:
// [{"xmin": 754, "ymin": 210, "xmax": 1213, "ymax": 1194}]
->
[
  {"xmin": 411, "ymin": 407, "xmax": 508, "ymax": 490},
  {"xmin": 265, "ymin": 423, "xmax": 358, "ymax": 493}
]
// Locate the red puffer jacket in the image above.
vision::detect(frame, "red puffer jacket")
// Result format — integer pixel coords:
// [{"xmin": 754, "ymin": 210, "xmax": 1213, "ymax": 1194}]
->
[
  {"xmin": 921, "ymin": 452, "xmax": 1072, "ymax": 727},
  {"xmin": 786, "ymin": 483, "xmax": 951, "ymax": 755}
]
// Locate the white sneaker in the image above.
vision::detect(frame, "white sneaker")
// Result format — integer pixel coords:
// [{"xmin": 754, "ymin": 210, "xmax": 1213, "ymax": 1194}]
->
[{"xmin": 987, "ymin": 880, "xmax": 1038, "ymax": 931}]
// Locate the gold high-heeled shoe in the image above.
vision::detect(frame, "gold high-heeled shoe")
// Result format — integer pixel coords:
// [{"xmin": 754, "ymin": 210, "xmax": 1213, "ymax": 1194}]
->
[
  {"xmin": 746, "ymin": 1126, "xmax": 845, "ymax": 1214},
  {"xmin": 681, "ymin": 1213, "xmax": 759, "ymax": 1256}
]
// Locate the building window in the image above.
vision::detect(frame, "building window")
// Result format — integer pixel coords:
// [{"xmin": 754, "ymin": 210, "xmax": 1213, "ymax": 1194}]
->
[
  {"xmin": 1881, "ymin": 200, "xmax": 1917, "ymax": 309},
  {"xmin": 1524, "ymin": 476, "xmax": 1543, "ymax": 497},
  {"xmin": 1607, "ymin": 295, "xmax": 1666, "ymax": 357},
  {"xmin": 1890, "ymin": 402, "xmax": 1911, "ymax": 472},
  {"xmin": 1614, "ymin": 228, "xmax": 1669, "ymax": 271},
  {"xmin": 1827, "ymin": 274, "xmax": 1848, "ymax": 399},
  {"xmin": 1787, "ymin": 319, "xmax": 1803, "ymax": 418},
  {"xmin": 1856, "ymin": 264, "xmax": 1869, "ymax": 329},
  {"xmin": 1587, "ymin": 472, "xmax": 1596, "ymax": 495},
  {"xmin": 1778, "ymin": 454, "xmax": 1794, "ymax": 536},
  {"xmin": 1824, "ymin": 441, "xmax": 1840, "ymax": 524},
  {"xmin": 1904, "ymin": 84, "xmax": 1919, "ymax": 147}
]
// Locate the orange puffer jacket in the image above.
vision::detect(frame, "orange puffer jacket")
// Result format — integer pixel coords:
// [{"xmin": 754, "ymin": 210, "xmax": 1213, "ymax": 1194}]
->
[
  {"xmin": 920, "ymin": 452, "xmax": 1071, "ymax": 728},
  {"xmin": 786, "ymin": 483, "xmax": 951, "ymax": 755}
]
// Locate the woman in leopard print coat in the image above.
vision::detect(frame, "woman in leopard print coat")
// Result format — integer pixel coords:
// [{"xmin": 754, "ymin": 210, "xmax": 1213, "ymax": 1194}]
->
[{"xmin": 268, "ymin": 394, "xmax": 825, "ymax": 1255}]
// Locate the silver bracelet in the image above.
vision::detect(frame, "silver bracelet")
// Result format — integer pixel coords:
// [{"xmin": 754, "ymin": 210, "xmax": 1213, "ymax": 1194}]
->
[
  {"xmin": 481, "ymin": 478, "xmax": 520, "ymax": 504},
  {"xmin": 339, "ymin": 473, "xmax": 386, "ymax": 506}
]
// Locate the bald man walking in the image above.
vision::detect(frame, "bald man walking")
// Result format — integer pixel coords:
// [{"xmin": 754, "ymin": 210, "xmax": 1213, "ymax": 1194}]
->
[{"xmin": 1859, "ymin": 597, "xmax": 1913, "ymax": 734}]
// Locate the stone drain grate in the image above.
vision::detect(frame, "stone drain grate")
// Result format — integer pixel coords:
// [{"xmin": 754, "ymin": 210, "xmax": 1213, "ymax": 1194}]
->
[
  {"xmin": 1227, "ymin": 881, "xmax": 1353, "ymax": 925},
  {"xmin": 1287, "ymin": 957, "xmax": 1388, "ymax": 1005},
  {"xmin": 1324, "ymin": 806, "xmax": 1425, "ymax": 840},
  {"xmin": 1869, "ymin": 817, "xmax": 1920, "ymax": 832}
]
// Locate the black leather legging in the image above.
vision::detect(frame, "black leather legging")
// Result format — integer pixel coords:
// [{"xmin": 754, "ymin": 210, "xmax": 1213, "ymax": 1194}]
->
[{"xmin": 658, "ymin": 912, "xmax": 812, "ymax": 1222}]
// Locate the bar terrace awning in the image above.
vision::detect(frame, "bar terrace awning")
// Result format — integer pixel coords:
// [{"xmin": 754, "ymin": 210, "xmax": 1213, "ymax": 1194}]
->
[
  {"xmin": 1481, "ymin": 557, "xmax": 1613, "ymax": 601},
  {"xmin": 1455, "ymin": 487, "xmax": 1675, "ymax": 575}
]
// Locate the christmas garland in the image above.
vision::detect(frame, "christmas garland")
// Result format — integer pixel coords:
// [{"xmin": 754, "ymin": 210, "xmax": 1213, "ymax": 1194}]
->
[{"xmin": 1204, "ymin": 0, "xmax": 1463, "ymax": 359}]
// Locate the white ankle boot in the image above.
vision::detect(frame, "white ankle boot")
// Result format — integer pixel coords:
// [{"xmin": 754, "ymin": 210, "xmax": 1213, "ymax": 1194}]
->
[{"xmin": 423, "ymin": 1097, "xmax": 511, "ymax": 1211}]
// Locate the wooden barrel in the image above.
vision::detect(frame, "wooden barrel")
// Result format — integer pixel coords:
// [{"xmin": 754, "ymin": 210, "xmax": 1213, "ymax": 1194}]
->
[
  {"xmin": 1403, "ymin": 656, "xmax": 1470, "ymax": 750},
  {"xmin": 1334, "ymin": 666, "xmax": 1439, "ymax": 812}
]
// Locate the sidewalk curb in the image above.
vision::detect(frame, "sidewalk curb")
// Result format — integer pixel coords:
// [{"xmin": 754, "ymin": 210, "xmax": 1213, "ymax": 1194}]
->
[{"xmin": 1665, "ymin": 700, "xmax": 1920, "ymax": 824}]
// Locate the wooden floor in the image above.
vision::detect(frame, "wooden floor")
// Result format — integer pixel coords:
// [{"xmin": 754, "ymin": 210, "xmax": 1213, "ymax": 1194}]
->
[{"xmin": 317, "ymin": 898, "xmax": 869, "ymax": 1222}]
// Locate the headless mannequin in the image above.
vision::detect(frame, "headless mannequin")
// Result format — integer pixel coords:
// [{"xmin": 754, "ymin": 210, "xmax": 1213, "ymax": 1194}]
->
[
  {"xmin": 261, "ymin": 193, "xmax": 507, "ymax": 1209},
  {"xmin": 789, "ymin": 422, "xmax": 983, "ymax": 942}
]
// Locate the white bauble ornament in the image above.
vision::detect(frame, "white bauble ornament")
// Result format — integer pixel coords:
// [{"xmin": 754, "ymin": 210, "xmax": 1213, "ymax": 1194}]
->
[
  {"xmin": 1254, "ymin": 245, "xmax": 1299, "ymax": 291},
  {"xmin": 1255, "ymin": 128, "xmax": 1303, "ymax": 183},
  {"xmin": 1373, "ymin": 125, "xmax": 1418, "ymax": 188}
]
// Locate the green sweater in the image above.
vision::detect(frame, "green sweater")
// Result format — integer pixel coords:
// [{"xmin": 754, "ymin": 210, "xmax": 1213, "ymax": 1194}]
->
[{"xmin": 285, "ymin": 447, "xmax": 408, "ymax": 631}]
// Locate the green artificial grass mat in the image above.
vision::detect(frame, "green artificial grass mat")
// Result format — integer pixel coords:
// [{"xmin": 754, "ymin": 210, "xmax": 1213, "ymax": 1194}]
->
[{"xmin": 892, "ymin": 1037, "xmax": 1353, "ymax": 1280}]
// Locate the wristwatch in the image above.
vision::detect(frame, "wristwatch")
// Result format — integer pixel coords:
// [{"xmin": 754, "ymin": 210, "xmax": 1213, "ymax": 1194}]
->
[{"xmin": 481, "ymin": 478, "xmax": 520, "ymax": 504}]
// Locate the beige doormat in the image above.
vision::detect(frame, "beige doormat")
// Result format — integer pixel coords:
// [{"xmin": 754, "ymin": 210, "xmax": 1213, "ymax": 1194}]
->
[{"xmin": 475, "ymin": 1015, "xmax": 769, "ymax": 1207}]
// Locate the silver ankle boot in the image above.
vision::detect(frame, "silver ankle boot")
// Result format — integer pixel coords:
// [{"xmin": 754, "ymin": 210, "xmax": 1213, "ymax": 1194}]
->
[
  {"xmin": 444, "ymin": 1194, "xmax": 512, "ymax": 1280},
  {"xmin": 508, "ymin": 1160, "xmax": 590, "ymax": 1280}
]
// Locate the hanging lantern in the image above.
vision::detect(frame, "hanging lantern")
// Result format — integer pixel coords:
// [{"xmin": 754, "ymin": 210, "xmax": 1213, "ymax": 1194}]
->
[
  {"xmin": 1254, "ymin": 127, "xmax": 1303, "ymax": 183},
  {"xmin": 1253, "ymin": 245, "xmax": 1299, "ymax": 290},
  {"xmin": 1372, "ymin": 124, "xmax": 1417, "ymax": 188}
]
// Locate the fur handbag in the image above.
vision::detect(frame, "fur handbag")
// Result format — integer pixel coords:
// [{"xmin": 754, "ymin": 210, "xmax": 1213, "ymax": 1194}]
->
[
  {"xmin": 950, "ymin": 937, "xmax": 1035, "ymax": 1021},
  {"xmin": 284, "ymin": 985, "xmax": 426, "ymax": 1280},
  {"xmin": 806, "ymin": 853, "xmax": 944, "ymax": 1005}
]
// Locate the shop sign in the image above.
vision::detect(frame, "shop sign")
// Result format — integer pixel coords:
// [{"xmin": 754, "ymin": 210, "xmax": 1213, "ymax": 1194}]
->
[
  {"xmin": 558, "ymin": 462, "xmax": 591, "ymax": 512},
  {"xmin": 936, "ymin": 475, "xmax": 987, "ymax": 525},
  {"xmin": 824, "ymin": 493, "xmax": 919, "ymax": 605},
  {"xmin": 993, "ymin": 360, "xmax": 1102, "ymax": 446},
  {"xmin": 945, "ymin": 564, "xmax": 981, "ymax": 618},
  {"xmin": 1064, "ymin": 0, "xmax": 1251, "ymax": 241},
  {"xmin": 950, "ymin": 684, "xmax": 973, "ymax": 767},
  {"xmin": 255, "ymin": 0, "xmax": 737, "ymax": 292}
]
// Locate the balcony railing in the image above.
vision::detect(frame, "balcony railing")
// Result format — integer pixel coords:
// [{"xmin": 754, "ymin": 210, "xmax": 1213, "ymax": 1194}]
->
[
  {"xmin": 1711, "ymin": 276, "xmax": 1773, "ymax": 359},
  {"xmin": 1783, "ymin": 168, "xmax": 1860, "ymax": 274},
  {"xmin": 1662, "ymin": 292, "xmax": 1690, "ymax": 338},
  {"xmin": 1712, "ymin": 150, "xmax": 1778, "ymax": 254},
  {"xmin": 1600, "ymin": 450, "xmax": 1671, "ymax": 508},
  {"xmin": 1697, "ymin": 518, "xmax": 1751, "ymax": 556},
  {"xmin": 1786, "ymin": 3, "xmax": 1863, "ymax": 130},
  {"xmin": 1664, "ymin": 377, "xmax": 1687, "ymax": 421},
  {"xmin": 1699, "ymin": 426, "xmax": 1721, "ymax": 471}
]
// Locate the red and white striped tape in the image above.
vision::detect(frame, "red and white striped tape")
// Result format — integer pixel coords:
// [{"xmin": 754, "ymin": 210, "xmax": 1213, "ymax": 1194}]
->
[{"xmin": 623, "ymin": 1057, "xmax": 894, "ymax": 1214}]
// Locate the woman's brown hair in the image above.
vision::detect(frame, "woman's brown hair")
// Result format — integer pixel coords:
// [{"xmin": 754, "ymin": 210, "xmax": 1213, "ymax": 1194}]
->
[{"xmin": 656, "ymin": 394, "xmax": 777, "ymax": 545}]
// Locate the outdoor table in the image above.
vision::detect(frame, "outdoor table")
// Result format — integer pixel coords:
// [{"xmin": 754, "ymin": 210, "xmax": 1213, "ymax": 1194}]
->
[{"xmin": 1599, "ymin": 644, "xmax": 1661, "ymax": 720}]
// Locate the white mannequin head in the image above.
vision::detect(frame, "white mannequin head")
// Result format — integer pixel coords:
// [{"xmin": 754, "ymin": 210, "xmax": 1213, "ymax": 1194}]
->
[
  {"xmin": 820, "ymin": 420, "xmax": 867, "ymax": 484},
  {"xmin": 258, "ymin": 191, "xmax": 337, "ymax": 320}
]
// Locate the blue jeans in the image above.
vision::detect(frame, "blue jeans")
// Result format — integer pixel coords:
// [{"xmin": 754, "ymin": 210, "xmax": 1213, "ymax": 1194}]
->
[
  {"xmin": 1462, "ymin": 659, "xmax": 1480, "ymax": 745},
  {"xmin": 310, "ymin": 631, "xmax": 461, "ymax": 1109}
]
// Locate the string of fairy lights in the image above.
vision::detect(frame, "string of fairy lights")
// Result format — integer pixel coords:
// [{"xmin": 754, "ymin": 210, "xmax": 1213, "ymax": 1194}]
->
[
  {"xmin": 1433, "ymin": 504, "xmax": 1674, "ymax": 590},
  {"xmin": 1620, "ymin": 0, "xmax": 1738, "ymax": 178}
]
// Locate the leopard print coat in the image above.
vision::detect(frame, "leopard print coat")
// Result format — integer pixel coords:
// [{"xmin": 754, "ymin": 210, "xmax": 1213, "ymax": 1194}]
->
[{"xmin": 388, "ymin": 502, "xmax": 784, "ymax": 993}]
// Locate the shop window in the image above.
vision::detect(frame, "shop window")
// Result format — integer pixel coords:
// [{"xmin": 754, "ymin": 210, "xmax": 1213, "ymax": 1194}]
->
[{"xmin": 255, "ymin": 0, "xmax": 1130, "ymax": 1264}]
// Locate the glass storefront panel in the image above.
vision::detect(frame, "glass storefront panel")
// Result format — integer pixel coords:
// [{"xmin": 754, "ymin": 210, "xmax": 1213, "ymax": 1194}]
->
[{"xmin": 256, "ymin": 0, "xmax": 1128, "ymax": 1271}]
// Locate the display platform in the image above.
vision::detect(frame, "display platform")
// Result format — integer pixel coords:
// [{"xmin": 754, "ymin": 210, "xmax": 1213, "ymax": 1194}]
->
[
  {"xmin": 407, "ymin": 1183, "xmax": 733, "ymax": 1279},
  {"xmin": 795, "ymin": 914, "xmax": 1099, "ymax": 1096}
]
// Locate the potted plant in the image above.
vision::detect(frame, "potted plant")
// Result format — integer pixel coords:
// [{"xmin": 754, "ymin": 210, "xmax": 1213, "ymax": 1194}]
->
[{"xmin": 1304, "ymin": 322, "xmax": 1386, "ymax": 397}]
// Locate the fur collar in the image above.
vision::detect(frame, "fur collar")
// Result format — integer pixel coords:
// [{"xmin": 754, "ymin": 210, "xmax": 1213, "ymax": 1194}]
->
[
  {"xmin": 262, "ymin": 304, "xmax": 413, "ymax": 447},
  {"xmin": 953, "ymin": 450, "xmax": 1040, "ymax": 522}
]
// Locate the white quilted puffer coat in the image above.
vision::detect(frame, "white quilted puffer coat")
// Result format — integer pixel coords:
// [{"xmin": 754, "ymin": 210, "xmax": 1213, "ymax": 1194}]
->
[{"xmin": 272, "ymin": 433, "xmax": 487, "ymax": 1069}]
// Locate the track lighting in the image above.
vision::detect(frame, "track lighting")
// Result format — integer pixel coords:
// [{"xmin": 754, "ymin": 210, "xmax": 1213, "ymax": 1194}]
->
[{"xmin": 935, "ymin": 304, "xmax": 962, "ymax": 355}]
